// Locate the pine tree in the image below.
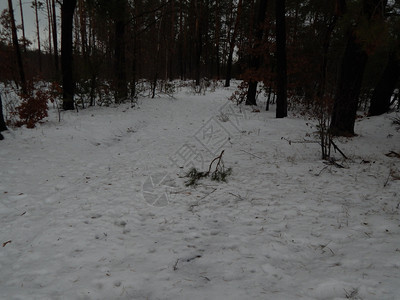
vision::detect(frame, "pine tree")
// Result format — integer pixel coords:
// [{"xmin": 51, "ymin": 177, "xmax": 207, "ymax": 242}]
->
[{"xmin": 61, "ymin": 0, "xmax": 77, "ymax": 110}]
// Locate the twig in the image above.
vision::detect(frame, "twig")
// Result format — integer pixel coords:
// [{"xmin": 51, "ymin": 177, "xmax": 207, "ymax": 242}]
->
[
  {"xmin": 384, "ymin": 169, "xmax": 391, "ymax": 187},
  {"xmin": 228, "ymin": 192, "xmax": 245, "ymax": 201},
  {"xmin": 188, "ymin": 188, "xmax": 217, "ymax": 213},
  {"xmin": 186, "ymin": 255, "xmax": 202, "ymax": 262},
  {"xmin": 323, "ymin": 158, "xmax": 345, "ymax": 168},
  {"xmin": 2, "ymin": 240, "xmax": 11, "ymax": 247},
  {"xmin": 385, "ymin": 151, "xmax": 400, "ymax": 158},
  {"xmin": 316, "ymin": 165, "xmax": 330, "ymax": 176},
  {"xmin": 207, "ymin": 150, "xmax": 225, "ymax": 175},
  {"xmin": 330, "ymin": 139, "xmax": 348, "ymax": 159},
  {"xmin": 173, "ymin": 259, "xmax": 179, "ymax": 271},
  {"xmin": 281, "ymin": 137, "xmax": 319, "ymax": 144},
  {"xmin": 240, "ymin": 149, "xmax": 262, "ymax": 159},
  {"xmin": 202, "ymin": 188, "xmax": 217, "ymax": 199}
]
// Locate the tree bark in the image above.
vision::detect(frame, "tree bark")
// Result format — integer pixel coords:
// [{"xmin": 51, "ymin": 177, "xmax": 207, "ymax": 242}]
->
[
  {"xmin": 113, "ymin": 0, "xmax": 129, "ymax": 103},
  {"xmin": 275, "ymin": 0, "xmax": 287, "ymax": 118},
  {"xmin": 330, "ymin": 31, "xmax": 368, "ymax": 136},
  {"xmin": 368, "ymin": 50, "xmax": 400, "ymax": 116},
  {"xmin": 34, "ymin": 0, "xmax": 42, "ymax": 73},
  {"xmin": 61, "ymin": 0, "xmax": 77, "ymax": 110},
  {"xmin": 0, "ymin": 92, "xmax": 7, "ymax": 134},
  {"xmin": 8, "ymin": 0, "xmax": 27, "ymax": 95},
  {"xmin": 330, "ymin": 0, "xmax": 385, "ymax": 136},
  {"xmin": 52, "ymin": 0, "xmax": 59, "ymax": 74},
  {"xmin": 46, "ymin": 0, "xmax": 53, "ymax": 56},
  {"xmin": 194, "ymin": 0, "xmax": 202, "ymax": 86},
  {"xmin": 245, "ymin": 0, "xmax": 268, "ymax": 106},
  {"xmin": 225, "ymin": 0, "xmax": 242, "ymax": 87},
  {"xmin": 114, "ymin": 19, "xmax": 127, "ymax": 102},
  {"xmin": 18, "ymin": 0, "xmax": 27, "ymax": 53}
]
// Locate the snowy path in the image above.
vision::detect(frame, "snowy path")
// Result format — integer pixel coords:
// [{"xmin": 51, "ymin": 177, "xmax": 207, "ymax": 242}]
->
[{"xmin": 1, "ymin": 87, "xmax": 400, "ymax": 299}]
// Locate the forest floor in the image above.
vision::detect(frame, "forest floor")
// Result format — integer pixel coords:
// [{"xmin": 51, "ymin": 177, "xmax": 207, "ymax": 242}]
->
[{"xmin": 1, "ymin": 83, "xmax": 400, "ymax": 299}]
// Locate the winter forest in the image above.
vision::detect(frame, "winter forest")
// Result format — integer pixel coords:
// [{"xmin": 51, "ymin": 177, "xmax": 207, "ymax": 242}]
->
[{"xmin": 1, "ymin": 0, "xmax": 400, "ymax": 299}]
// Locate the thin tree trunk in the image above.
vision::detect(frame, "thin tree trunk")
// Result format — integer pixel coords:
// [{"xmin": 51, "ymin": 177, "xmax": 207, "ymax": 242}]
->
[
  {"xmin": 78, "ymin": 0, "xmax": 87, "ymax": 57},
  {"xmin": 214, "ymin": 1, "xmax": 220, "ymax": 79},
  {"xmin": 8, "ymin": 0, "xmax": 27, "ymax": 95},
  {"xmin": 113, "ymin": 0, "xmax": 128, "ymax": 103},
  {"xmin": 225, "ymin": 0, "xmax": 242, "ymax": 87},
  {"xmin": 34, "ymin": 0, "xmax": 42, "ymax": 73},
  {"xmin": 245, "ymin": 0, "xmax": 268, "ymax": 106},
  {"xmin": 266, "ymin": 84, "xmax": 272, "ymax": 111},
  {"xmin": 18, "ymin": 0, "xmax": 27, "ymax": 53},
  {"xmin": 318, "ymin": 15, "xmax": 338, "ymax": 98},
  {"xmin": 194, "ymin": 0, "xmax": 202, "ymax": 86},
  {"xmin": 0, "ymin": 93, "xmax": 7, "ymax": 133},
  {"xmin": 61, "ymin": 0, "xmax": 77, "ymax": 110},
  {"xmin": 178, "ymin": 0, "xmax": 184, "ymax": 80},
  {"xmin": 52, "ymin": 0, "xmax": 59, "ymax": 74},
  {"xmin": 115, "ymin": 19, "xmax": 127, "ymax": 103},
  {"xmin": 46, "ymin": 0, "xmax": 53, "ymax": 56},
  {"xmin": 275, "ymin": 0, "xmax": 287, "ymax": 118}
]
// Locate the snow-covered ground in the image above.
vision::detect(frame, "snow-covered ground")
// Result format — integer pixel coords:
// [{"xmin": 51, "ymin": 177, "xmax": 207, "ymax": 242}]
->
[{"xmin": 1, "ymin": 84, "xmax": 399, "ymax": 300}]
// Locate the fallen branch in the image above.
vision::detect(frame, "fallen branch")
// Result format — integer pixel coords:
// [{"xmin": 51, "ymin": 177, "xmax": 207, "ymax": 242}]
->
[
  {"xmin": 185, "ymin": 150, "xmax": 232, "ymax": 186},
  {"xmin": 207, "ymin": 150, "xmax": 225, "ymax": 175},
  {"xmin": 385, "ymin": 151, "xmax": 400, "ymax": 158},
  {"xmin": 2, "ymin": 240, "xmax": 11, "ymax": 247},
  {"xmin": 240, "ymin": 149, "xmax": 263, "ymax": 159},
  {"xmin": 323, "ymin": 157, "xmax": 345, "ymax": 168},
  {"xmin": 173, "ymin": 259, "xmax": 179, "ymax": 271},
  {"xmin": 384, "ymin": 169, "xmax": 392, "ymax": 187},
  {"xmin": 186, "ymin": 255, "xmax": 202, "ymax": 262},
  {"xmin": 281, "ymin": 137, "xmax": 319, "ymax": 145},
  {"xmin": 330, "ymin": 139, "xmax": 348, "ymax": 159},
  {"xmin": 316, "ymin": 165, "xmax": 330, "ymax": 176}
]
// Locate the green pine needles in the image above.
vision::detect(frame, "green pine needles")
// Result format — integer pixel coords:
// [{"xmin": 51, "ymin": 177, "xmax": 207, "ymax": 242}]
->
[{"xmin": 184, "ymin": 150, "xmax": 232, "ymax": 186}]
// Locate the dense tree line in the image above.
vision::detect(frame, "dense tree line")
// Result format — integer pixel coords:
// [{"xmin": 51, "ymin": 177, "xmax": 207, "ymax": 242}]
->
[{"xmin": 0, "ymin": 0, "xmax": 399, "ymax": 137}]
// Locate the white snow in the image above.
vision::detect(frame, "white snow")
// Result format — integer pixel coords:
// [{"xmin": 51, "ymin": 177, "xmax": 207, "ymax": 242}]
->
[{"xmin": 1, "ymin": 83, "xmax": 399, "ymax": 299}]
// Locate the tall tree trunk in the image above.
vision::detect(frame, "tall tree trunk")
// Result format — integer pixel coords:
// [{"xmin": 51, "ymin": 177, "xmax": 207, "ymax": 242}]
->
[
  {"xmin": 114, "ymin": 0, "xmax": 128, "ymax": 103},
  {"xmin": 152, "ymin": 16, "xmax": 161, "ymax": 99},
  {"xmin": 225, "ymin": 0, "xmax": 242, "ymax": 87},
  {"xmin": 245, "ymin": 0, "xmax": 268, "ymax": 106},
  {"xmin": 52, "ymin": 0, "xmax": 59, "ymax": 74},
  {"xmin": 0, "ymin": 93, "xmax": 7, "ymax": 134},
  {"xmin": 330, "ymin": 32, "xmax": 367, "ymax": 136},
  {"xmin": 178, "ymin": 0, "xmax": 185, "ymax": 80},
  {"xmin": 318, "ymin": 13, "xmax": 340, "ymax": 99},
  {"xmin": 330, "ymin": 0, "xmax": 384, "ymax": 136},
  {"xmin": 8, "ymin": 0, "xmax": 27, "ymax": 95},
  {"xmin": 214, "ymin": 1, "xmax": 220, "ymax": 79},
  {"xmin": 34, "ymin": 0, "xmax": 42, "ymax": 73},
  {"xmin": 275, "ymin": 0, "xmax": 287, "ymax": 118},
  {"xmin": 18, "ymin": 0, "xmax": 27, "ymax": 53},
  {"xmin": 78, "ymin": 0, "xmax": 87, "ymax": 57},
  {"xmin": 194, "ymin": 0, "xmax": 202, "ymax": 86},
  {"xmin": 368, "ymin": 50, "xmax": 400, "ymax": 116},
  {"xmin": 46, "ymin": 0, "xmax": 53, "ymax": 56},
  {"xmin": 61, "ymin": 0, "xmax": 77, "ymax": 110}
]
